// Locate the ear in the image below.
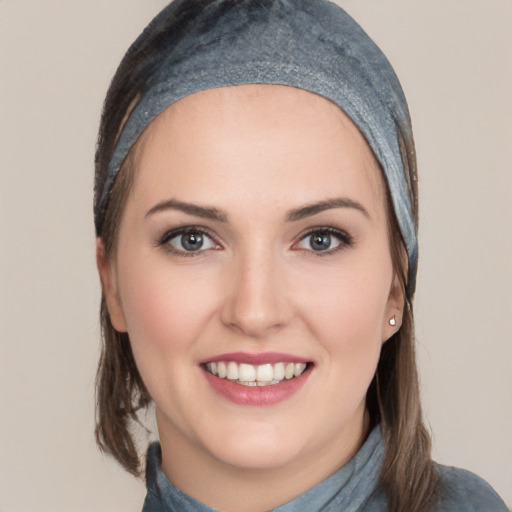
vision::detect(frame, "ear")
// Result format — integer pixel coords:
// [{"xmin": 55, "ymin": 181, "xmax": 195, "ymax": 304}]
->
[
  {"xmin": 382, "ymin": 272, "xmax": 405, "ymax": 343},
  {"xmin": 96, "ymin": 238, "xmax": 127, "ymax": 332}
]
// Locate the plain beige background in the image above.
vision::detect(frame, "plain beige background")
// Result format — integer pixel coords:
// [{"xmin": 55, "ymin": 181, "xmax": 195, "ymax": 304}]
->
[{"xmin": 0, "ymin": 0, "xmax": 511, "ymax": 510}]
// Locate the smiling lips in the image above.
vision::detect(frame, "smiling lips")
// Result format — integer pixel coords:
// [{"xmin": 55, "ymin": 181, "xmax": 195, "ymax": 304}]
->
[{"xmin": 201, "ymin": 353, "xmax": 312, "ymax": 406}]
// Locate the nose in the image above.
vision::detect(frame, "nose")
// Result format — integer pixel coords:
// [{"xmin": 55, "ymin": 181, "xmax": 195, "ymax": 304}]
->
[{"xmin": 220, "ymin": 247, "xmax": 291, "ymax": 339}]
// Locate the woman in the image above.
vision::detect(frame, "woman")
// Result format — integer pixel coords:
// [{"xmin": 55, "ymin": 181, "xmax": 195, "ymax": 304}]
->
[{"xmin": 93, "ymin": 1, "xmax": 508, "ymax": 511}]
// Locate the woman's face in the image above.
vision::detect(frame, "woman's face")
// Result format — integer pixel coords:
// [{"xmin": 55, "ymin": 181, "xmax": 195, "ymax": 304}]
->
[{"xmin": 99, "ymin": 85, "xmax": 402, "ymax": 479}]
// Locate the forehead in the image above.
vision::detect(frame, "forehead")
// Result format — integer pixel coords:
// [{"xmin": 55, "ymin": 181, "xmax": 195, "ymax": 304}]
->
[{"xmin": 131, "ymin": 84, "xmax": 386, "ymax": 212}]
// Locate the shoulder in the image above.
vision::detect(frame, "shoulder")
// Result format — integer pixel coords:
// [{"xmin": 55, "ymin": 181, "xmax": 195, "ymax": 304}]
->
[{"xmin": 435, "ymin": 463, "xmax": 509, "ymax": 512}]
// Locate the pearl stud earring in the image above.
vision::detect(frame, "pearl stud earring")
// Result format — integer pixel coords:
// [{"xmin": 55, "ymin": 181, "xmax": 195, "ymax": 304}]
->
[{"xmin": 389, "ymin": 315, "xmax": 396, "ymax": 326}]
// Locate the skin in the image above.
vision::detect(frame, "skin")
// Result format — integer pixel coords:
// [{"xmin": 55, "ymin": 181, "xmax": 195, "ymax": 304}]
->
[{"xmin": 97, "ymin": 85, "xmax": 403, "ymax": 512}]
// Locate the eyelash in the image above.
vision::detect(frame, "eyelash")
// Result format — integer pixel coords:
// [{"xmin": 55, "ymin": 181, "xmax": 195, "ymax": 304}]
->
[
  {"xmin": 158, "ymin": 226, "xmax": 221, "ymax": 258},
  {"xmin": 157, "ymin": 226, "xmax": 353, "ymax": 257},
  {"xmin": 293, "ymin": 227, "xmax": 353, "ymax": 256}
]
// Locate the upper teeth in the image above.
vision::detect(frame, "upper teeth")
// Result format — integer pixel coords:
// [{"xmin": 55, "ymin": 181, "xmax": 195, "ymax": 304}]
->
[{"xmin": 205, "ymin": 361, "xmax": 307, "ymax": 386}]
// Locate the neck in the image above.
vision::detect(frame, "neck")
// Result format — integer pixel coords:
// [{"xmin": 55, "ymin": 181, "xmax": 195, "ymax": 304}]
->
[{"xmin": 157, "ymin": 410, "xmax": 370, "ymax": 512}]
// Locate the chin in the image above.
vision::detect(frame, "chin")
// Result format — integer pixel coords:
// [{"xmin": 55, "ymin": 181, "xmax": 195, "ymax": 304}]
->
[
  {"xmin": 185, "ymin": 413, "xmax": 307, "ymax": 471},
  {"xmin": 209, "ymin": 435, "xmax": 308, "ymax": 472}
]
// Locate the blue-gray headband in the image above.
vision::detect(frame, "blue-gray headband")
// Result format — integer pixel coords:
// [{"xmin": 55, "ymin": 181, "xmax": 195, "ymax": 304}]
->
[{"xmin": 96, "ymin": 0, "xmax": 418, "ymax": 293}]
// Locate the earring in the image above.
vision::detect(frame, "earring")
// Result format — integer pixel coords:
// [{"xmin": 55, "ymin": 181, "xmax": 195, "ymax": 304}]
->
[{"xmin": 389, "ymin": 315, "xmax": 396, "ymax": 326}]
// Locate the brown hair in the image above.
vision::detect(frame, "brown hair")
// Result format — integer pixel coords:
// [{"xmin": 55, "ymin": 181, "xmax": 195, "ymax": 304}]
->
[
  {"xmin": 94, "ymin": 3, "xmax": 438, "ymax": 511},
  {"xmin": 368, "ymin": 124, "xmax": 439, "ymax": 511}
]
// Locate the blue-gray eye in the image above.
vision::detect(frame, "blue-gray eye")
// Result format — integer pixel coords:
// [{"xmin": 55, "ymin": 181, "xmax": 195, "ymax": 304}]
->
[
  {"xmin": 310, "ymin": 232, "xmax": 332, "ymax": 251},
  {"xmin": 297, "ymin": 230, "xmax": 347, "ymax": 252},
  {"xmin": 167, "ymin": 230, "xmax": 216, "ymax": 252}
]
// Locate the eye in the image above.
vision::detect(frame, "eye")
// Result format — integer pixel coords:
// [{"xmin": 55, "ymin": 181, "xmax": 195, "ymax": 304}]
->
[
  {"xmin": 295, "ymin": 228, "xmax": 352, "ymax": 253},
  {"xmin": 160, "ymin": 228, "xmax": 219, "ymax": 255}
]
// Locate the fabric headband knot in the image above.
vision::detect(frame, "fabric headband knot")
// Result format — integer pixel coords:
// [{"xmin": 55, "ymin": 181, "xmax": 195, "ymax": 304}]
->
[{"xmin": 95, "ymin": 0, "xmax": 418, "ymax": 294}]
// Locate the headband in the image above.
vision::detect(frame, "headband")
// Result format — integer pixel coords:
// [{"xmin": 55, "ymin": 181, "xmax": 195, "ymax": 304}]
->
[{"xmin": 95, "ymin": 0, "xmax": 418, "ymax": 293}]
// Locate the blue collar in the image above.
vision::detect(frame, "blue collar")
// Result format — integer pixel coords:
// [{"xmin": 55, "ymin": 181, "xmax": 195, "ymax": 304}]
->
[{"xmin": 142, "ymin": 426, "xmax": 385, "ymax": 512}]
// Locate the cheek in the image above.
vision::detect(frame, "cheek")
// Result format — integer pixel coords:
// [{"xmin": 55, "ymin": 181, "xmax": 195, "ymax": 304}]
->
[
  {"xmin": 309, "ymin": 283, "xmax": 385, "ymax": 375},
  {"xmin": 116, "ymin": 255, "xmax": 219, "ymax": 358},
  {"xmin": 295, "ymin": 251, "xmax": 392, "ymax": 394},
  {"xmin": 298, "ymin": 256, "xmax": 392, "ymax": 344}
]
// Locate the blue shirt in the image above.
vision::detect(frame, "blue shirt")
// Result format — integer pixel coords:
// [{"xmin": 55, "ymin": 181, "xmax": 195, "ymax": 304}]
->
[{"xmin": 141, "ymin": 427, "xmax": 508, "ymax": 511}]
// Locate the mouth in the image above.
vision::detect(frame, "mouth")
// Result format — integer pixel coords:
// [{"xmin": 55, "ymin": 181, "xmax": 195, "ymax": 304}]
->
[
  {"xmin": 200, "ymin": 352, "xmax": 313, "ymax": 405},
  {"xmin": 203, "ymin": 361, "xmax": 310, "ymax": 387}
]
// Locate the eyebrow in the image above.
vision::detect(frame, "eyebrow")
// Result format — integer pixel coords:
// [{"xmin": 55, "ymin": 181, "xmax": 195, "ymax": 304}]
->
[
  {"xmin": 286, "ymin": 198, "xmax": 370, "ymax": 221},
  {"xmin": 145, "ymin": 197, "xmax": 369, "ymax": 223},
  {"xmin": 145, "ymin": 199, "xmax": 228, "ymax": 222}
]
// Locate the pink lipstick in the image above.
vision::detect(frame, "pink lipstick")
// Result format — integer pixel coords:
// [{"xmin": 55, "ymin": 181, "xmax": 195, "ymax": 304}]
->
[{"xmin": 200, "ymin": 352, "xmax": 313, "ymax": 406}]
